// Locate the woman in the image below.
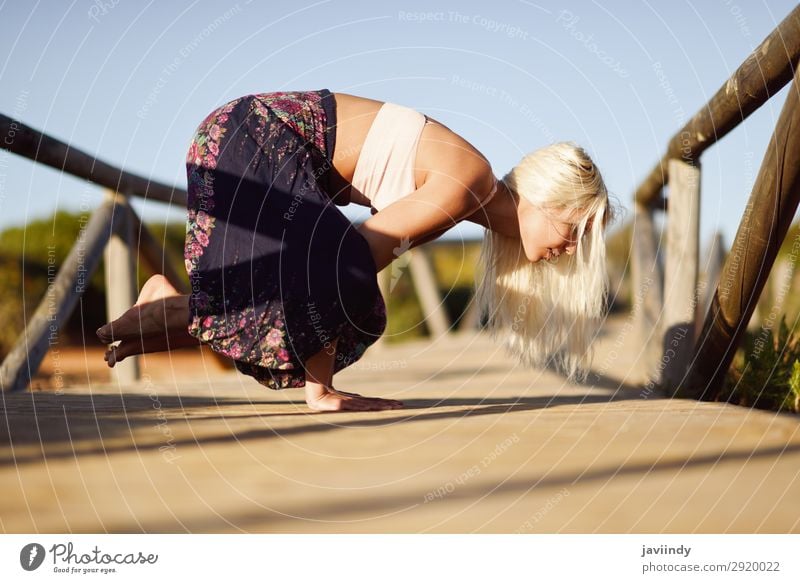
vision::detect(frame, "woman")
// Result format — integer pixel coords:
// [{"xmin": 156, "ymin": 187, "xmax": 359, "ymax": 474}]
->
[{"xmin": 96, "ymin": 89, "xmax": 613, "ymax": 412}]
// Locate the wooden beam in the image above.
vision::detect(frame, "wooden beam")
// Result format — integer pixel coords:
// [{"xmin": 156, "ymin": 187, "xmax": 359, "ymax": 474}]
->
[
  {"xmin": 126, "ymin": 204, "xmax": 190, "ymax": 295},
  {"xmin": 0, "ymin": 197, "xmax": 123, "ymax": 392},
  {"xmin": 685, "ymin": 63, "xmax": 800, "ymax": 399},
  {"xmin": 698, "ymin": 230, "xmax": 726, "ymax": 339},
  {"xmin": 408, "ymin": 248, "xmax": 450, "ymax": 338},
  {"xmin": 104, "ymin": 192, "xmax": 140, "ymax": 384},
  {"xmin": 630, "ymin": 204, "xmax": 664, "ymax": 380},
  {"xmin": 0, "ymin": 113, "xmax": 186, "ymax": 206},
  {"xmin": 635, "ymin": 4, "xmax": 800, "ymax": 208},
  {"xmin": 458, "ymin": 293, "xmax": 481, "ymax": 332},
  {"xmin": 661, "ymin": 160, "xmax": 701, "ymax": 391}
]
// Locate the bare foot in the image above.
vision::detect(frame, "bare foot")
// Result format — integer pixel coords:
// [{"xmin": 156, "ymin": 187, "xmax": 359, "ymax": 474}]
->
[
  {"xmin": 104, "ymin": 327, "xmax": 199, "ymax": 367},
  {"xmin": 104, "ymin": 336, "xmax": 163, "ymax": 367},
  {"xmin": 96, "ymin": 274, "xmax": 182, "ymax": 344},
  {"xmin": 305, "ymin": 384, "xmax": 404, "ymax": 412}
]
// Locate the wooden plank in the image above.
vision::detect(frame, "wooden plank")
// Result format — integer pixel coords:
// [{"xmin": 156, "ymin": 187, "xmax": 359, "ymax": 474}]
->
[
  {"xmin": 686, "ymin": 65, "xmax": 800, "ymax": 399},
  {"xmin": 698, "ymin": 231, "xmax": 725, "ymax": 338},
  {"xmin": 662, "ymin": 159, "xmax": 701, "ymax": 392},
  {"xmin": 103, "ymin": 192, "xmax": 140, "ymax": 384},
  {"xmin": 0, "ymin": 197, "xmax": 123, "ymax": 392},
  {"xmin": 635, "ymin": 5, "xmax": 800, "ymax": 208},
  {"xmin": 0, "ymin": 113, "xmax": 186, "ymax": 206},
  {"xmin": 630, "ymin": 204, "xmax": 664, "ymax": 380}
]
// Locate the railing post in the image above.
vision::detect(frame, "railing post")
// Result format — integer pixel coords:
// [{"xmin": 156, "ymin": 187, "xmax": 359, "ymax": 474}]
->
[
  {"xmin": 103, "ymin": 190, "xmax": 140, "ymax": 384},
  {"xmin": 458, "ymin": 293, "xmax": 481, "ymax": 332},
  {"xmin": 630, "ymin": 204, "xmax": 664, "ymax": 380},
  {"xmin": 661, "ymin": 159, "xmax": 701, "ymax": 392},
  {"xmin": 408, "ymin": 248, "xmax": 450, "ymax": 338},
  {"xmin": 694, "ymin": 231, "xmax": 725, "ymax": 342},
  {"xmin": 372, "ymin": 267, "xmax": 391, "ymax": 350},
  {"xmin": 0, "ymin": 197, "xmax": 122, "ymax": 392},
  {"xmin": 686, "ymin": 61, "xmax": 800, "ymax": 399},
  {"xmin": 698, "ymin": 231, "xmax": 725, "ymax": 339},
  {"xmin": 127, "ymin": 205, "xmax": 189, "ymax": 295}
]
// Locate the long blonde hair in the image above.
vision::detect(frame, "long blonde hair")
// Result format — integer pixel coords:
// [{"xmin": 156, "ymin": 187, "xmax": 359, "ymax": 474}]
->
[{"xmin": 475, "ymin": 142, "xmax": 614, "ymax": 381}]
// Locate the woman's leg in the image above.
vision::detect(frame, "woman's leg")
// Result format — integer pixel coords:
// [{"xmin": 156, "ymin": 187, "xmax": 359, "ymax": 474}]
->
[
  {"xmin": 96, "ymin": 274, "xmax": 187, "ymax": 343},
  {"xmin": 97, "ymin": 274, "xmax": 196, "ymax": 365},
  {"xmin": 100, "ymin": 277, "xmax": 404, "ymax": 411},
  {"xmin": 303, "ymin": 337, "xmax": 404, "ymax": 411},
  {"xmin": 103, "ymin": 321, "xmax": 199, "ymax": 366}
]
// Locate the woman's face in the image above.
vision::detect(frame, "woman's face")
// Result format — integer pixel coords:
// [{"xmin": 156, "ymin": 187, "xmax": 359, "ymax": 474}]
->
[{"xmin": 517, "ymin": 198, "xmax": 581, "ymax": 263}]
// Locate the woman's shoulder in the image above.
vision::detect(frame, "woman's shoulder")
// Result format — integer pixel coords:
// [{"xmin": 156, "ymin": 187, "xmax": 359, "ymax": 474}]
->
[{"xmin": 416, "ymin": 117, "xmax": 495, "ymax": 191}]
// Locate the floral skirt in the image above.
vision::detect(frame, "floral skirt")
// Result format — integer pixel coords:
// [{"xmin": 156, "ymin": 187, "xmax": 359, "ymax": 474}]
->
[{"xmin": 183, "ymin": 89, "xmax": 386, "ymax": 389}]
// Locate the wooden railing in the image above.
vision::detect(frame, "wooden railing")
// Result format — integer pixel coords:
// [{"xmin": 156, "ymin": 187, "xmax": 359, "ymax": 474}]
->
[
  {"xmin": 0, "ymin": 113, "xmax": 478, "ymax": 391},
  {"xmin": 631, "ymin": 4, "xmax": 800, "ymax": 399},
  {"xmin": 372, "ymin": 239, "xmax": 483, "ymax": 350},
  {"xmin": 0, "ymin": 114, "xmax": 189, "ymax": 392}
]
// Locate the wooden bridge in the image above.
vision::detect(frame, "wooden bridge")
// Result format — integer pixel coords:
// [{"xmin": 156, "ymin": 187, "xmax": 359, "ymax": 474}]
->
[
  {"xmin": 2, "ymin": 321, "xmax": 799, "ymax": 532},
  {"xmin": 1, "ymin": 7, "xmax": 800, "ymax": 532}
]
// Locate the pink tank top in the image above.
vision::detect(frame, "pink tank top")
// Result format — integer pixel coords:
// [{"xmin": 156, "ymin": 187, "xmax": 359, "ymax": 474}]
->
[
  {"xmin": 351, "ymin": 101, "xmax": 498, "ymax": 212},
  {"xmin": 351, "ymin": 101, "xmax": 433, "ymax": 212}
]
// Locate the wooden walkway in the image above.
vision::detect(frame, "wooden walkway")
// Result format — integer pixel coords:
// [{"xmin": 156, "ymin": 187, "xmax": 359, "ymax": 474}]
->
[{"xmin": 2, "ymin": 316, "xmax": 799, "ymax": 533}]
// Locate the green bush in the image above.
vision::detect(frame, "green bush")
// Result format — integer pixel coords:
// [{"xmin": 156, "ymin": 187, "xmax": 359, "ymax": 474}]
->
[{"xmin": 723, "ymin": 315, "xmax": 800, "ymax": 414}]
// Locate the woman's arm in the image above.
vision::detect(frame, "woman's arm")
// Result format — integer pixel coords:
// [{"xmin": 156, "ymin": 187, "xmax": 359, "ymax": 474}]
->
[
  {"xmin": 407, "ymin": 226, "xmax": 450, "ymax": 250},
  {"xmin": 357, "ymin": 167, "xmax": 495, "ymax": 272}
]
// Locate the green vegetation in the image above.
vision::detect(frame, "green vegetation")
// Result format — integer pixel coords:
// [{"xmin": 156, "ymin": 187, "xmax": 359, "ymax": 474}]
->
[
  {"xmin": 720, "ymin": 221, "xmax": 800, "ymax": 414},
  {"xmin": 723, "ymin": 316, "xmax": 800, "ymax": 414}
]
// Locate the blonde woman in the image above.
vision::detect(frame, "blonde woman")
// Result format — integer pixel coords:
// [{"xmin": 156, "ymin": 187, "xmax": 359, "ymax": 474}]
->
[{"xmin": 96, "ymin": 90, "xmax": 613, "ymax": 412}]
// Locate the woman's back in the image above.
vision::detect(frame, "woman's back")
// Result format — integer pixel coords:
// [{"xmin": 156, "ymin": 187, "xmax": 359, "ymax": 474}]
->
[{"xmin": 329, "ymin": 92, "xmax": 494, "ymax": 209}]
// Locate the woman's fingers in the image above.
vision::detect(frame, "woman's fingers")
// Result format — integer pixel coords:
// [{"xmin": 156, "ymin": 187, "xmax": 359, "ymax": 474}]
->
[
  {"xmin": 331, "ymin": 388, "xmax": 404, "ymax": 407},
  {"xmin": 306, "ymin": 387, "xmax": 405, "ymax": 412}
]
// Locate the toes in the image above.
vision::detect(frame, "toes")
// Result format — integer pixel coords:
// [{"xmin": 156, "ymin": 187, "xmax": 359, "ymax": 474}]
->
[
  {"xmin": 105, "ymin": 342, "xmax": 132, "ymax": 368},
  {"xmin": 96, "ymin": 324, "xmax": 112, "ymax": 343}
]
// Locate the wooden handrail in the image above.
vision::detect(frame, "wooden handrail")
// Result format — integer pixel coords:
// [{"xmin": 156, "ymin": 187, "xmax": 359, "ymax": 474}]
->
[
  {"xmin": 0, "ymin": 113, "xmax": 187, "ymax": 206},
  {"xmin": 684, "ymin": 62, "xmax": 800, "ymax": 399},
  {"xmin": 635, "ymin": 4, "xmax": 800, "ymax": 208}
]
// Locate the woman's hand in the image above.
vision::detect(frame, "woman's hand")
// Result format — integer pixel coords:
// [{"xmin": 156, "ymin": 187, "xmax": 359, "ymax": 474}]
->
[{"xmin": 305, "ymin": 384, "xmax": 404, "ymax": 412}]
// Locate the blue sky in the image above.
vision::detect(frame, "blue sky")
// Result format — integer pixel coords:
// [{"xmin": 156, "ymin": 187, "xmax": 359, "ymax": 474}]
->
[{"xmin": 0, "ymin": 0, "xmax": 797, "ymax": 251}]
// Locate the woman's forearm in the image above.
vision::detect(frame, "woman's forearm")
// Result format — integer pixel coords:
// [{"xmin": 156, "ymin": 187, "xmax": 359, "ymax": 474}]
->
[{"xmin": 357, "ymin": 224, "xmax": 400, "ymax": 273}]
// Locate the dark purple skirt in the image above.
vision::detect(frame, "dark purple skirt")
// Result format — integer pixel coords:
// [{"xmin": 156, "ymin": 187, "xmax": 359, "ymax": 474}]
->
[{"xmin": 183, "ymin": 89, "xmax": 386, "ymax": 390}]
